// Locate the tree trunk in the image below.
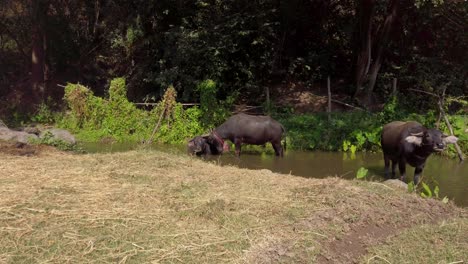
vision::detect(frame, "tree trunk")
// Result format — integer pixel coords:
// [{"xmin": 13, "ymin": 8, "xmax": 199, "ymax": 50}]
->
[
  {"xmin": 327, "ymin": 76, "xmax": 331, "ymax": 121},
  {"xmin": 31, "ymin": 0, "xmax": 48, "ymax": 101},
  {"xmin": 365, "ymin": 0, "xmax": 400, "ymax": 104},
  {"xmin": 354, "ymin": 0, "xmax": 375, "ymax": 97}
]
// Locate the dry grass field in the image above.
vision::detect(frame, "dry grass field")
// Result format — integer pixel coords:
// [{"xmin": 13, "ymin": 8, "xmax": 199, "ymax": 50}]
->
[{"xmin": 0, "ymin": 141, "xmax": 466, "ymax": 263}]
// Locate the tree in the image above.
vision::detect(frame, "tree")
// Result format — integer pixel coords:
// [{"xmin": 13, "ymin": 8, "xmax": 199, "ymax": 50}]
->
[
  {"xmin": 31, "ymin": 0, "xmax": 49, "ymax": 101},
  {"xmin": 354, "ymin": 0, "xmax": 400, "ymax": 107},
  {"xmin": 354, "ymin": 0, "xmax": 375, "ymax": 97}
]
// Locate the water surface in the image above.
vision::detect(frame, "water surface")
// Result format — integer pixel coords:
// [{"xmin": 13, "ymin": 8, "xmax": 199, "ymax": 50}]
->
[{"xmin": 79, "ymin": 142, "xmax": 468, "ymax": 207}]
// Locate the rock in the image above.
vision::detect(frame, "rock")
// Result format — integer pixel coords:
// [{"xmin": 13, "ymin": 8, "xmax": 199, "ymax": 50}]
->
[
  {"xmin": 40, "ymin": 128, "xmax": 76, "ymax": 145},
  {"xmin": 1, "ymin": 125, "xmax": 76, "ymax": 146},
  {"xmin": 0, "ymin": 127, "xmax": 39, "ymax": 143},
  {"xmin": 383, "ymin": 179, "xmax": 408, "ymax": 190},
  {"xmin": 22, "ymin": 126, "xmax": 41, "ymax": 135}
]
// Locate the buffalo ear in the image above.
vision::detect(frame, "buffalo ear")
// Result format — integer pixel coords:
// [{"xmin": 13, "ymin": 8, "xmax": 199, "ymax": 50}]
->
[
  {"xmin": 405, "ymin": 135, "xmax": 423, "ymax": 146},
  {"xmin": 443, "ymin": 135, "xmax": 458, "ymax": 144}
]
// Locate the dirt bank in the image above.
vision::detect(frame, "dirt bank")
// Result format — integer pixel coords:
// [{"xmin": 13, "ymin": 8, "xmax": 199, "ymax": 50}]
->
[{"xmin": 0, "ymin": 142, "xmax": 466, "ymax": 263}]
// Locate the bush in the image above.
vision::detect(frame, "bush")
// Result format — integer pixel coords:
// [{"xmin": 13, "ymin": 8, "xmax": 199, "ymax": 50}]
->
[
  {"xmin": 277, "ymin": 111, "xmax": 382, "ymax": 152},
  {"xmin": 29, "ymin": 131, "xmax": 78, "ymax": 151},
  {"xmin": 59, "ymin": 78, "xmax": 205, "ymax": 143},
  {"xmin": 58, "ymin": 78, "xmax": 467, "ymax": 156},
  {"xmin": 197, "ymin": 79, "xmax": 235, "ymax": 128}
]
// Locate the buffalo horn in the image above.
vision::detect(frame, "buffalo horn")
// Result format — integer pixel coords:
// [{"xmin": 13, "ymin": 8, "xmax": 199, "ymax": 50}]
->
[{"xmin": 410, "ymin": 132, "xmax": 424, "ymax": 137}]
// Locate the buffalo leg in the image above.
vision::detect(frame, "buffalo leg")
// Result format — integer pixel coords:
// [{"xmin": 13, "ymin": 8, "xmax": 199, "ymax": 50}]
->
[
  {"xmin": 203, "ymin": 143, "xmax": 212, "ymax": 156},
  {"xmin": 391, "ymin": 160, "xmax": 397, "ymax": 179},
  {"xmin": 414, "ymin": 164, "xmax": 425, "ymax": 185},
  {"xmin": 234, "ymin": 139, "xmax": 242, "ymax": 157},
  {"xmin": 271, "ymin": 141, "xmax": 283, "ymax": 157},
  {"xmin": 384, "ymin": 155, "xmax": 391, "ymax": 178},
  {"xmin": 398, "ymin": 159, "xmax": 406, "ymax": 182}
]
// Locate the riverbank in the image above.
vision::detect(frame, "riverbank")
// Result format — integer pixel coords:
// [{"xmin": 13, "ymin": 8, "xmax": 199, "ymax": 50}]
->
[{"xmin": 0, "ymin": 142, "xmax": 466, "ymax": 263}]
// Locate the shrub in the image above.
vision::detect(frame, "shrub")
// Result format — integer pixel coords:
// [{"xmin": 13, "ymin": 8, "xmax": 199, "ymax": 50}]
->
[
  {"xmin": 60, "ymin": 78, "xmax": 205, "ymax": 143},
  {"xmin": 197, "ymin": 79, "xmax": 235, "ymax": 128}
]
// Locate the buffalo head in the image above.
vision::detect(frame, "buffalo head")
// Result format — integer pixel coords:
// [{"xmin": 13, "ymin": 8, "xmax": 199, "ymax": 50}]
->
[
  {"xmin": 187, "ymin": 136, "xmax": 208, "ymax": 155},
  {"xmin": 187, "ymin": 135, "xmax": 226, "ymax": 156},
  {"xmin": 405, "ymin": 128, "xmax": 458, "ymax": 152}
]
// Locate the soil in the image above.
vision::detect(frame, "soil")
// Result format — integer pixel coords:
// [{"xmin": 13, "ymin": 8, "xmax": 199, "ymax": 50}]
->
[
  {"xmin": 316, "ymin": 197, "xmax": 453, "ymax": 263},
  {"xmin": 0, "ymin": 141, "xmax": 465, "ymax": 263},
  {"xmin": 0, "ymin": 141, "xmax": 57, "ymax": 156}
]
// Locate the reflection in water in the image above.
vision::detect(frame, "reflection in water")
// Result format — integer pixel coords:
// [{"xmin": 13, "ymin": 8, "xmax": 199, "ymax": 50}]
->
[{"xmin": 79, "ymin": 142, "xmax": 468, "ymax": 207}]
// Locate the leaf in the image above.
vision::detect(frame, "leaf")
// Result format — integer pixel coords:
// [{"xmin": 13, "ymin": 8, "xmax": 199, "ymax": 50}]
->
[
  {"xmin": 350, "ymin": 145, "xmax": 357, "ymax": 155},
  {"xmin": 342, "ymin": 140, "xmax": 349, "ymax": 151},
  {"xmin": 421, "ymin": 182, "xmax": 432, "ymax": 198},
  {"xmin": 434, "ymin": 185, "xmax": 440, "ymax": 199},
  {"xmin": 442, "ymin": 197, "xmax": 449, "ymax": 204},
  {"xmin": 356, "ymin": 167, "xmax": 368, "ymax": 179},
  {"xmin": 408, "ymin": 182, "xmax": 415, "ymax": 193}
]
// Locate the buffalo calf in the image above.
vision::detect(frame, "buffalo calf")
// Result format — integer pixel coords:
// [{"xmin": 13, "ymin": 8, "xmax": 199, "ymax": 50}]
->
[{"xmin": 187, "ymin": 136, "xmax": 223, "ymax": 156}]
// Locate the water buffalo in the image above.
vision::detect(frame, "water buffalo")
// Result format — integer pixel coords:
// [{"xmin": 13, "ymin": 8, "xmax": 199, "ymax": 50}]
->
[
  {"xmin": 208, "ymin": 113, "xmax": 286, "ymax": 157},
  {"xmin": 381, "ymin": 121, "xmax": 458, "ymax": 184},
  {"xmin": 187, "ymin": 136, "xmax": 219, "ymax": 156}
]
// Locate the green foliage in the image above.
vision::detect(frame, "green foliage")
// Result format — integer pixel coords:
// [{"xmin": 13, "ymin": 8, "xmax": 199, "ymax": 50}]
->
[
  {"xmin": 277, "ymin": 111, "xmax": 382, "ymax": 152},
  {"xmin": 1, "ymin": 0, "xmax": 467, "ymax": 118},
  {"xmin": 31, "ymin": 101, "xmax": 56, "ymax": 124},
  {"xmin": 58, "ymin": 78, "xmax": 468, "ymax": 156},
  {"xmin": 63, "ymin": 83, "xmax": 95, "ymax": 128},
  {"xmin": 420, "ymin": 182, "xmax": 433, "ymax": 198},
  {"xmin": 110, "ymin": 16, "xmax": 144, "ymax": 54},
  {"xmin": 153, "ymin": 104, "xmax": 204, "ymax": 144},
  {"xmin": 342, "ymin": 140, "xmax": 357, "ymax": 155},
  {"xmin": 408, "ymin": 180, "xmax": 448, "ymax": 203},
  {"xmin": 356, "ymin": 167, "xmax": 369, "ymax": 179},
  {"xmin": 59, "ymin": 78, "xmax": 204, "ymax": 143},
  {"xmin": 108, "ymin": 78, "xmax": 128, "ymax": 102},
  {"xmin": 29, "ymin": 131, "xmax": 78, "ymax": 151},
  {"xmin": 275, "ymin": 106, "xmax": 467, "ymax": 154},
  {"xmin": 377, "ymin": 96, "xmax": 402, "ymax": 125},
  {"xmin": 415, "ymin": 0, "xmax": 445, "ymax": 9},
  {"xmin": 439, "ymin": 115, "xmax": 468, "ymax": 157},
  {"xmin": 197, "ymin": 80, "xmax": 234, "ymax": 128}
]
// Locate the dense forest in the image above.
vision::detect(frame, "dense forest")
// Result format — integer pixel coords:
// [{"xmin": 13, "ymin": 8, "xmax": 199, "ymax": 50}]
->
[
  {"xmin": 1, "ymin": 0, "xmax": 466, "ymax": 110},
  {"xmin": 0, "ymin": 0, "xmax": 467, "ymax": 151}
]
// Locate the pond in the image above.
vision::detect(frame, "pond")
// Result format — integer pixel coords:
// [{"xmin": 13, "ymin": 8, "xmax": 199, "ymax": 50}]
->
[{"xmin": 79, "ymin": 142, "xmax": 468, "ymax": 207}]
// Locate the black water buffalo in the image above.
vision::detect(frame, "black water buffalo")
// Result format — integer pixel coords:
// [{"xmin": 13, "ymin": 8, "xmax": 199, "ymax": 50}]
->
[
  {"xmin": 208, "ymin": 113, "xmax": 286, "ymax": 157},
  {"xmin": 187, "ymin": 136, "xmax": 220, "ymax": 156},
  {"xmin": 381, "ymin": 121, "xmax": 458, "ymax": 184}
]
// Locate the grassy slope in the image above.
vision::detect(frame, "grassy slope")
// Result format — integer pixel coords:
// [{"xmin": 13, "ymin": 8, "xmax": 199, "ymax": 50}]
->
[{"xmin": 0, "ymin": 145, "xmax": 466, "ymax": 263}]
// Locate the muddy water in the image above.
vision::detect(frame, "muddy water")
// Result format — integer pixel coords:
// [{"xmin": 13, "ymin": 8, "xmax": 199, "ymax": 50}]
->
[{"xmin": 80, "ymin": 142, "xmax": 468, "ymax": 207}]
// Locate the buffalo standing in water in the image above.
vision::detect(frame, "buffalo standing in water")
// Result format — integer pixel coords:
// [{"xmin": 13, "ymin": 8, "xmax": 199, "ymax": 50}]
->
[
  {"xmin": 381, "ymin": 121, "xmax": 458, "ymax": 184},
  {"xmin": 187, "ymin": 136, "xmax": 223, "ymax": 156},
  {"xmin": 208, "ymin": 113, "xmax": 286, "ymax": 157}
]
